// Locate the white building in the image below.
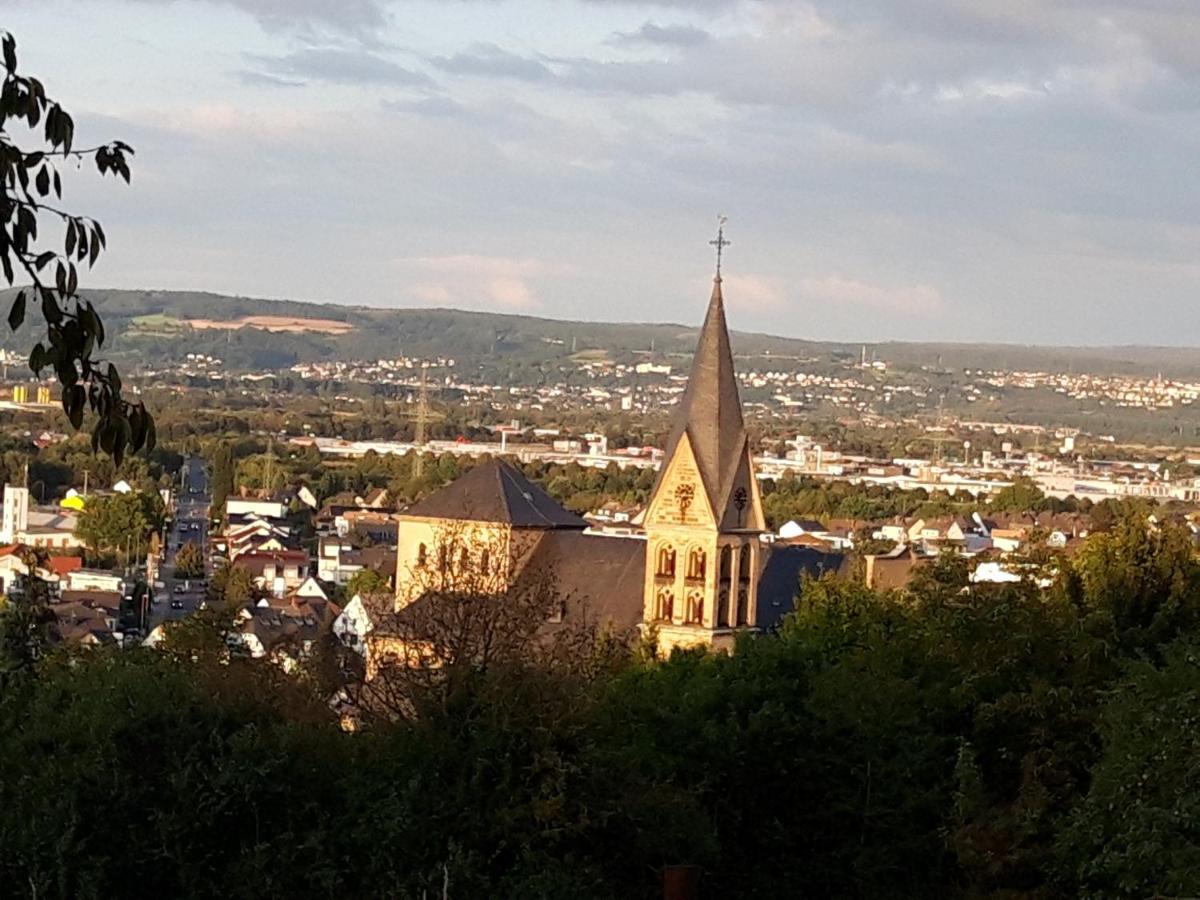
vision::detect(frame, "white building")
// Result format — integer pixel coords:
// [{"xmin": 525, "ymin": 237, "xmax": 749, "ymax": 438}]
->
[{"xmin": 0, "ymin": 484, "xmax": 83, "ymax": 550}]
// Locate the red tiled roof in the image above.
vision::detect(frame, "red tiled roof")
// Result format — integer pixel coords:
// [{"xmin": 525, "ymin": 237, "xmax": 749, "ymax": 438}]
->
[{"xmin": 47, "ymin": 556, "xmax": 83, "ymax": 576}]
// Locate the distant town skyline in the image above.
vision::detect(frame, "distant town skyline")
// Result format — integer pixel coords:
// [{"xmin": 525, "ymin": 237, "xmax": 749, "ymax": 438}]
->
[{"xmin": 2, "ymin": 0, "xmax": 1198, "ymax": 345}]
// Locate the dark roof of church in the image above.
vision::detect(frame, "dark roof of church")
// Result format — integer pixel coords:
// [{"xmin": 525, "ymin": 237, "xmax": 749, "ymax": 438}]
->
[
  {"xmin": 756, "ymin": 545, "xmax": 851, "ymax": 631},
  {"xmin": 401, "ymin": 458, "xmax": 586, "ymax": 529},
  {"xmin": 651, "ymin": 277, "xmax": 750, "ymax": 515},
  {"xmin": 524, "ymin": 531, "xmax": 645, "ymax": 630}
]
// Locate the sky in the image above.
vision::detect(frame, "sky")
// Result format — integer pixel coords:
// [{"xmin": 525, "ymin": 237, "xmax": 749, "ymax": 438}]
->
[{"xmin": 1, "ymin": 0, "xmax": 1199, "ymax": 344}]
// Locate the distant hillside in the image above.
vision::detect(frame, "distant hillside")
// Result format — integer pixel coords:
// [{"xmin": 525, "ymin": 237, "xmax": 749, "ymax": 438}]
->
[{"xmin": 4, "ymin": 288, "xmax": 1200, "ymax": 378}]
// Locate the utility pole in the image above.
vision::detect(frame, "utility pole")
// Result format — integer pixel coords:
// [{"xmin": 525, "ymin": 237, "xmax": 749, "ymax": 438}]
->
[
  {"xmin": 264, "ymin": 437, "xmax": 275, "ymax": 495},
  {"xmin": 413, "ymin": 363, "xmax": 429, "ymax": 478},
  {"xmin": 82, "ymin": 469, "xmax": 89, "ymax": 496}
]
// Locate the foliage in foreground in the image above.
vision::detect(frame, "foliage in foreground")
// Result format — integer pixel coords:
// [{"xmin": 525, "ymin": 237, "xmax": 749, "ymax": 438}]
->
[{"xmin": 2, "ymin": 517, "xmax": 1200, "ymax": 898}]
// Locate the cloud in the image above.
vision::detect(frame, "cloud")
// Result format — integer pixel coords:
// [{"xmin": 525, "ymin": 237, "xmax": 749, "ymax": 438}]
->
[
  {"xmin": 31, "ymin": 0, "xmax": 1200, "ymax": 343},
  {"xmin": 721, "ymin": 273, "xmax": 785, "ymax": 312},
  {"xmin": 430, "ymin": 43, "xmax": 555, "ymax": 82},
  {"xmin": 95, "ymin": 0, "xmax": 389, "ymax": 36},
  {"xmin": 236, "ymin": 70, "xmax": 306, "ymax": 88},
  {"xmin": 243, "ymin": 47, "xmax": 432, "ymax": 87},
  {"xmin": 381, "ymin": 95, "xmax": 467, "ymax": 118},
  {"xmin": 399, "ymin": 255, "xmax": 571, "ymax": 311},
  {"xmin": 795, "ymin": 275, "xmax": 945, "ymax": 315},
  {"xmin": 224, "ymin": 0, "xmax": 387, "ymax": 34},
  {"xmin": 610, "ymin": 22, "xmax": 712, "ymax": 48}
]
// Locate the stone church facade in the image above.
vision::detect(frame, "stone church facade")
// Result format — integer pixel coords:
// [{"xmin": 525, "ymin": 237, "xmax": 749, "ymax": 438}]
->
[{"xmin": 377, "ymin": 269, "xmax": 844, "ymax": 663}]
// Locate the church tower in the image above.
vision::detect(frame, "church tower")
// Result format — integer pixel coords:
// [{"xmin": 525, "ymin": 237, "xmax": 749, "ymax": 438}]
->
[{"xmin": 641, "ymin": 241, "xmax": 765, "ymax": 653}]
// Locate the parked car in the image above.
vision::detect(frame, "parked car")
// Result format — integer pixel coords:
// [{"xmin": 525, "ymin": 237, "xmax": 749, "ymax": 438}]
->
[
  {"xmin": 173, "ymin": 584, "xmax": 187, "ymax": 594},
  {"xmin": 169, "ymin": 599, "xmax": 184, "ymax": 610}
]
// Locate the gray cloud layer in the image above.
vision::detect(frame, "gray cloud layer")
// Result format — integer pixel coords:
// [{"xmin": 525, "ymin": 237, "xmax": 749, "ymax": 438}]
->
[
  {"xmin": 21, "ymin": 0, "xmax": 1200, "ymax": 343},
  {"xmin": 245, "ymin": 47, "xmax": 430, "ymax": 86}
]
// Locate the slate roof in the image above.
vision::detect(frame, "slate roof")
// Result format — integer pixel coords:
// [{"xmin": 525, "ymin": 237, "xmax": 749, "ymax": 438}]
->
[
  {"xmin": 401, "ymin": 458, "xmax": 586, "ymax": 529},
  {"xmin": 51, "ymin": 602, "xmax": 114, "ymax": 643},
  {"xmin": 59, "ymin": 589, "xmax": 122, "ymax": 613},
  {"xmin": 650, "ymin": 278, "xmax": 751, "ymax": 518},
  {"xmin": 756, "ymin": 545, "xmax": 852, "ymax": 630},
  {"xmin": 522, "ymin": 531, "xmax": 645, "ymax": 630}
]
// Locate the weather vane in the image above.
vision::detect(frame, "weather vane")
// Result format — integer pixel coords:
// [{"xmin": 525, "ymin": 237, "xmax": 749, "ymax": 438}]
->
[{"xmin": 709, "ymin": 215, "xmax": 730, "ymax": 280}]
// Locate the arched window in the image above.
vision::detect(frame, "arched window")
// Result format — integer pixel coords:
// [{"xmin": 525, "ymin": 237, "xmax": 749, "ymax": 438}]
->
[
  {"xmin": 416, "ymin": 543, "xmax": 428, "ymax": 568},
  {"xmin": 736, "ymin": 545, "xmax": 752, "ymax": 626},
  {"xmin": 437, "ymin": 545, "xmax": 448, "ymax": 572},
  {"xmin": 655, "ymin": 588, "xmax": 674, "ymax": 623},
  {"xmin": 459, "ymin": 546, "xmax": 470, "ymax": 571},
  {"xmin": 686, "ymin": 547, "xmax": 706, "ymax": 581},
  {"xmin": 686, "ymin": 590, "xmax": 704, "ymax": 624},
  {"xmin": 717, "ymin": 546, "xmax": 733, "ymax": 627},
  {"xmin": 655, "ymin": 543, "xmax": 676, "ymax": 578},
  {"xmin": 480, "ymin": 548, "xmax": 491, "ymax": 573}
]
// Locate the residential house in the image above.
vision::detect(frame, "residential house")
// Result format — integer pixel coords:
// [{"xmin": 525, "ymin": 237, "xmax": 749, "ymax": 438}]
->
[{"xmin": 232, "ymin": 549, "xmax": 310, "ymax": 597}]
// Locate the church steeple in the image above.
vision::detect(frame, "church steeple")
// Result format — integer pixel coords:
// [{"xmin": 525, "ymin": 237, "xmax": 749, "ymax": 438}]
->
[
  {"xmin": 654, "ymin": 275, "xmax": 758, "ymax": 529},
  {"xmin": 640, "ymin": 223, "xmax": 765, "ymax": 653}
]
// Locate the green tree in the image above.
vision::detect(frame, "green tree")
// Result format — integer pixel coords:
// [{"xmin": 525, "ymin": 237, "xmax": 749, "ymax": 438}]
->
[
  {"xmin": 990, "ymin": 476, "xmax": 1046, "ymax": 513},
  {"xmin": 345, "ymin": 566, "xmax": 389, "ymax": 597},
  {"xmin": 206, "ymin": 561, "xmax": 256, "ymax": 608},
  {"xmin": 75, "ymin": 490, "xmax": 164, "ymax": 564},
  {"xmin": 1058, "ymin": 640, "xmax": 1200, "ymax": 898},
  {"xmin": 0, "ymin": 549, "xmax": 54, "ymax": 689},
  {"xmin": 210, "ymin": 442, "xmax": 234, "ymax": 522},
  {"xmin": 1073, "ymin": 514, "xmax": 1200, "ymax": 657},
  {"xmin": 174, "ymin": 541, "xmax": 203, "ymax": 579},
  {"xmin": 0, "ymin": 31, "xmax": 150, "ymax": 461}
]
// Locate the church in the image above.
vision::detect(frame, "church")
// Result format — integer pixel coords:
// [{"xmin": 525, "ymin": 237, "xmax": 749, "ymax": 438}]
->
[{"xmin": 381, "ymin": 259, "xmax": 844, "ymax": 657}]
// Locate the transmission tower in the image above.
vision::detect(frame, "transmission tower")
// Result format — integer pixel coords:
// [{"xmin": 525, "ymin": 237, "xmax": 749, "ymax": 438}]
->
[
  {"xmin": 931, "ymin": 394, "xmax": 951, "ymax": 467},
  {"xmin": 413, "ymin": 364, "xmax": 429, "ymax": 477}
]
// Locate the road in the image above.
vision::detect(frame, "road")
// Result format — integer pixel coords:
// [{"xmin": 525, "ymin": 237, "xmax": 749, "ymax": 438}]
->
[{"xmin": 148, "ymin": 454, "xmax": 212, "ymax": 628}]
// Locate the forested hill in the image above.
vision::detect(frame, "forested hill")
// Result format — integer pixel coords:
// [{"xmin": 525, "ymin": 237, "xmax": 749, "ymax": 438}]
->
[{"xmin": 5, "ymin": 287, "xmax": 1200, "ymax": 377}]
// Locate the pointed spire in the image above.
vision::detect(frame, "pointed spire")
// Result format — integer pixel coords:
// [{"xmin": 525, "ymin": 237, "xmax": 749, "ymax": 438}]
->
[{"xmin": 652, "ymin": 270, "xmax": 748, "ymax": 517}]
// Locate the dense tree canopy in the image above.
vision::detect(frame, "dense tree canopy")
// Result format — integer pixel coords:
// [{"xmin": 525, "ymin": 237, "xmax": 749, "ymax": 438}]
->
[
  {"xmin": 74, "ymin": 489, "xmax": 164, "ymax": 565},
  {"xmin": 2, "ymin": 512, "xmax": 1199, "ymax": 898},
  {"xmin": 174, "ymin": 541, "xmax": 203, "ymax": 579}
]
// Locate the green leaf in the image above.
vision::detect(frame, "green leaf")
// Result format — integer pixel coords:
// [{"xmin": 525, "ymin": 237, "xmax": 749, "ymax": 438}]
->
[
  {"xmin": 2, "ymin": 34, "xmax": 16, "ymax": 74},
  {"xmin": 98, "ymin": 419, "xmax": 115, "ymax": 454},
  {"xmin": 66, "ymin": 384, "xmax": 85, "ymax": 429},
  {"xmin": 7, "ymin": 289, "xmax": 25, "ymax": 330},
  {"xmin": 41, "ymin": 289, "xmax": 62, "ymax": 325},
  {"xmin": 93, "ymin": 305, "xmax": 105, "ymax": 347}
]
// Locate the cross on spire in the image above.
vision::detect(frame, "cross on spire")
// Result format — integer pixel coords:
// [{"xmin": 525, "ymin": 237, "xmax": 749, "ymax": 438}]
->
[{"xmin": 709, "ymin": 215, "xmax": 730, "ymax": 281}]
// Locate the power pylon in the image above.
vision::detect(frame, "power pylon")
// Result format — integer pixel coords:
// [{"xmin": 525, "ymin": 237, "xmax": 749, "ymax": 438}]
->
[{"xmin": 413, "ymin": 364, "xmax": 429, "ymax": 477}]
